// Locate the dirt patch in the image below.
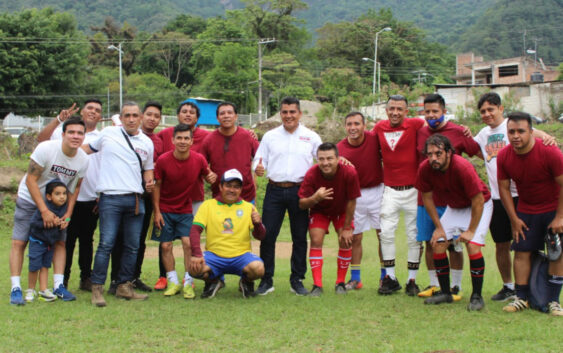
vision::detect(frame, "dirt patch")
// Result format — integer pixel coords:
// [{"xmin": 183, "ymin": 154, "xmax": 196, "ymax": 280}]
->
[{"xmin": 0, "ymin": 166, "xmax": 25, "ymax": 192}]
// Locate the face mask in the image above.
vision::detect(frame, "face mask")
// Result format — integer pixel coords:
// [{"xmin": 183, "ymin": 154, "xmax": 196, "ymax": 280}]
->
[{"xmin": 427, "ymin": 115, "xmax": 445, "ymax": 129}]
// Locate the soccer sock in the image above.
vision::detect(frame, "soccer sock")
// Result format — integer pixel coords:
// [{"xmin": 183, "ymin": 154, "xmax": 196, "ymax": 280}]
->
[
  {"xmin": 515, "ymin": 284, "xmax": 530, "ymax": 301},
  {"xmin": 451, "ymin": 269, "xmax": 463, "ymax": 291},
  {"xmin": 11, "ymin": 276, "xmax": 21, "ymax": 290},
  {"xmin": 407, "ymin": 269, "xmax": 418, "ymax": 281},
  {"xmin": 309, "ymin": 248, "xmax": 323, "ymax": 288},
  {"xmin": 166, "ymin": 271, "xmax": 179, "ymax": 285},
  {"xmin": 504, "ymin": 282, "xmax": 515, "ymax": 290},
  {"xmin": 380, "ymin": 267, "xmax": 386, "ymax": 281},
  {"xmin": 428, "ymin": 270, "xmax": 439, "ymax": 287},
  {"xmin": 158, "ymin": 244, "xmax": 166, "ymax": 278},
  {"xmin": 433, "ymin": 252, "xmax": 450, "ymax": 294},
  {"xmin": 53, "ymin": 274, "xmax": 64, "ymax": 289},
  {"xmin": 350, "ymin": 264, "xmax": 361, "ymax": 282},
  {"xmin": 336, "ymin": 248, "xmax": 352, "ymax": 284},
  {"xmin": 547, "ymin": 275, "xmax": 563, "ymax": 303},
  {"xmin": 469, "ymin": 252, "xmax": 485, "ymax": 296},
  {"xmin": 386, "ymin": 266, "xmax": 396, "ymax": 280},
  {"xmin": 183, "ymin": 272, "xmax": 193, "ymax": 286}
]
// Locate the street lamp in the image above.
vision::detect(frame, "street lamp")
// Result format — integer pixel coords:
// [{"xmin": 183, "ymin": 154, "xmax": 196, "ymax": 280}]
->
[
  {"xmin": 258, "ymin": 38, "xmax": 276, "ymax": 122},
  {"xmin": 363, "ymin": 26, "xmax": 391, "ymax": 118},
  {"xmin": 108, "ymin": 43, "xmax": 123, "ymax": 110}
]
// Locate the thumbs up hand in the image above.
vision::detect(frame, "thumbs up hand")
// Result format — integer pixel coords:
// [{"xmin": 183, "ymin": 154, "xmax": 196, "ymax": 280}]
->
[
  {"xmin": 255, "ymin": 157, "xmax": 265, "ymax": 177},
  {"xmin": 205, "ymin": 165, "xmax": 217, "ymax": 184}
]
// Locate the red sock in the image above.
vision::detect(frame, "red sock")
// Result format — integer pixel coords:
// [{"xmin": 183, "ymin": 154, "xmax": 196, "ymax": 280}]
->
[
  {"xmin": 336, "ymin": 248, "xmax": 352, "ymax": 284},
  {"xmin": 309, "ymin": 248, "xmax": 323, "ymax": 287}
]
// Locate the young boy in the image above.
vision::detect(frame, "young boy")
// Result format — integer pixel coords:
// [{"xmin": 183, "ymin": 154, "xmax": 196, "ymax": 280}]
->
[{"xmin": 26, "ymin": 179, "xmax": 69, "ymax": 302}]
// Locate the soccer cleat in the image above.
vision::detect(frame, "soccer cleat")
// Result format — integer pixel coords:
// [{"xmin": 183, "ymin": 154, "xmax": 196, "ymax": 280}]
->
[
  {"xmin": 164, "ymin": 283, "xmax": 183, "ymax": 296},
  {"xmin": 491, "ymin": 286, "xmax": 516, "ymax": 302},
  {"xmin": 25, "ymin": 289, "xmax": 37, "ymax": 303},
  {"xmin": 405, "ymin": 279, "xmax": 420, "ymax": 296},
  {"xmin": 132, "ymin": 278, "xmax": 153, "ymax": 292},
  {"xmin": 418, "ymin": 285, "xmax": 439, "ymax": 298},
  {"xmin": 10, "ymin": 288, "xmax": 25, "ymax": 306},
  {"xmin": 451, "ymin": 286, "xmax": 462, "ymax": 301},
  {"xmin": 256, "ymin": 280, "xmax": 275, "ymax": 296},
  {"xmin": 38, "ymin": 289, "xmax": 58, "ymax": 302},
  {"xmin": 467, "ymin": 293, "xmax": 485, "ymax": 311},
  {"xmin": 545, "ymin": 231, "xmax": 562, "ymax": 261},
  {"xmin": 503, "ymin": 298, "xmax": 529, "ymax": 313},
  {"xmin": 335, "ymin": 282, "xmax": 347, "ymax": 295},
  {"xmin": 345, "ymin": 280, "xmax": 363, "ymax": 291},
  {"xmin": 424, "ymin": 292, "xmax": 453, "ymax": 305},
  {"xmin": 309, "ymin": 285, "xmax": 323, "ymax": 297},
  {"xmin": 154, "ymin": 277, "xmax": 167, "ymax": 291},
  {"xmin": 548, "ymin": 301, "xmax": 563, "ymax": 316},
  {"xmin": 290, "ymin": 280, "xmax": 308, "ymax": 296},
  {"xmin": 53, "ymin": 284, "xmax": 76, "ymax": 301},
  {"xmin": 201, "ymin": 279, "xmax": 225, "ymax": 299},
  {"xmin": 183, "ymin": 283, "xmax": 196, "ymax": 299},
  {"xmin": 378, "ymin": 275, "xmax": 401, "ymax": 295},
  {"xmin": 239, "ymin": 278, "xmax": 256, "ymax": 298}
]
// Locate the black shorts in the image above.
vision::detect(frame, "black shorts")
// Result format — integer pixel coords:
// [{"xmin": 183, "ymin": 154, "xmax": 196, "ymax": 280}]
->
[
  {"xmin": 511, "ymin": 210, "xmax": 555, "ymax": 252},
  {"xmin": 490, "ymin": 198, "xmax": 518, "ymax": 243}
]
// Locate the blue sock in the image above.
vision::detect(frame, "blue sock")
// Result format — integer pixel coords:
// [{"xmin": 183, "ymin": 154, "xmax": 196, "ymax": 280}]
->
[
  {"xmin": 515, "ymin": 284, "xmax": 530, "ymax": 300},
  {"xmin": 350, "ymin": 265, "xmax": 361, "ymax": 282},
  {"xmin": 380, "ymin": 267, "xmax": 386, "ymax": 280},
  {"xmin": 547, "ymin": 275, "xmax": 563, "ymax": 303}
]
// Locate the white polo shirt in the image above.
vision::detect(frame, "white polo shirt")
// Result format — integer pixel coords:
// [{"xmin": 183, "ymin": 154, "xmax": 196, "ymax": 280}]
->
[
  {"xmin": 89, "ymin": 126, "xmax": 154, "ymax": 195},
  {"xmin": 253, "ymin": 124, "xmax": 321, "ymax": 183}
]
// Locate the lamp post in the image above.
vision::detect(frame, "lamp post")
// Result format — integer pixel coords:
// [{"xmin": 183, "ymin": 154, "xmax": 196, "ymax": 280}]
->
[
  {"xmin": 362, "ymin": 27, "xmax": 391, "ymax": 118},
  {"xmin": 108, "ymin": 43, "xmax": 123, "ymax": 110},
  {"xmin": 258, "ymin": 38, "xmax": 276, "ymax": 121}
]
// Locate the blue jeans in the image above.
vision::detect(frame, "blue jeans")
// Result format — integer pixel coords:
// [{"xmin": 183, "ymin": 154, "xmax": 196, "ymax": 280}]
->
[
  {"xmin": 91, "ymin": 194, "xmax": 145, "ymax": 285},
  {"xmin": 259, "ymin": 184, "xmax": 309, "ymax": 284}
]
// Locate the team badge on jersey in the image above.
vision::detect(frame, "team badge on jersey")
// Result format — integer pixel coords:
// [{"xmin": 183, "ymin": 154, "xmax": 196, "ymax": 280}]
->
[
  {"xmin": 383, "ymin": 131, "xmax": 404, "ymax": 151},
  {"xmin": 236, "ymin": 209, "xmax": 243, "ymax": 218}
]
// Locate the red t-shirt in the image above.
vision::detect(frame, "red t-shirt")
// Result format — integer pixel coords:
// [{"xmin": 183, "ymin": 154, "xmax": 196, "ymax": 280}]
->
[
  {"xmin": 201, "ymin": 128, "xmax": 259, "ymax": 202},
  {"xmin": 497, "ymin": 139, "xmax": 563, "ymax": 214},
  {"xmin": 416, "ymin": 122, "xmax": 481, "ymax": 206},
  {"xmin": 373, "ymin": 118, "xmax": 424, "ymax": 186},
  {"xmin": 337, "ymin": 131, "xmax": 383, "ymax": 188},
  {"xmin": 298, "ymin": 163, "xmax": 362, "ymax": 216},
  {"xmin": 154, "ymin": 150, "xmax": 209, "ymax": 214},
  {"xmin": 416, "ymin": 154, "xmax": 491, "ymax": 208},
  {"xmin": 144, "ymin": 131, "xmax": 163, "ymax": 162}
]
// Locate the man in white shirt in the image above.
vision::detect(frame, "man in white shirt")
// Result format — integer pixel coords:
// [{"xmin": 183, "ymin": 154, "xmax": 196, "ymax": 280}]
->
[
  {"xmin": 253, "ymin": 97, "xmax": 322, "ymax": 296},
  {"xmin": 82, "ymin": 102, "xmax": 155, "ymax": 307}
]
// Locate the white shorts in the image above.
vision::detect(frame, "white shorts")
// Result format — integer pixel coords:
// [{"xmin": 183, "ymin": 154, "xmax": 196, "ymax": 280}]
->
[
  {"xmin": 440, "ymin": 199, "xmax": 493, "ymax": 246},
  {"xmin": 354, "ymin": 184, "xmax": 384, "ymax": 234}
]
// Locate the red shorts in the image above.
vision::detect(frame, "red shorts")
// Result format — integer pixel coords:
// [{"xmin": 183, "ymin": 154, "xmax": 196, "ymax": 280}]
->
[{"xmin": 309, "ymin": 213, "xmax": 354, "ymax": 234}]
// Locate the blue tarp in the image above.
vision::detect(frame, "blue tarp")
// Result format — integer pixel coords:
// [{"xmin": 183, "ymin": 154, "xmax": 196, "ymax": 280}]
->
[{"xmin": 181, "ymin": 98, "xmax": 222, "ymax": 126}]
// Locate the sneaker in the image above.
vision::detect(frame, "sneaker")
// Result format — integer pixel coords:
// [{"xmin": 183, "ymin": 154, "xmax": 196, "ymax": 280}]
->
[
  {"xmin": 503, "ymin": 298, "xmax": 529, "ymax": 313},
  {"xmin": 239, "ymin": 278, "xmax": 256, "ymax": 298},
  {"xmin": 467, "ymin": 293, "xmax": 485, "ymax": 311},
  {"xmin": 491, "ymin": 285, "xmax": 516, "ymax": 302},
  {"xmin": 290, "ymin": 280, "xmax": 309, "ymax": 296},
  {"xmin": 418, "ymin": 285, "xmax": 439, "ymax": 298},
  {"xmin": 256, "ymin": 280, "xmax": 275, "ymax": 296},
  {"xmin": 107, "ymin": 280, "xmax": 118, "ymax": 296},
  {"xmin": 25, "ymin": 289, "xmax": 36, "ymax": 303},
  {"xmin": 38, "ymin": 289, "xmax": 57, "ymax": 302},
  {"xmin": 424, "ymin": 292, "xmax": 453, "ymax": 305},
  {"xmin": 79, "ymin": 278, "xmax": 92, "ymax": 291},
  {"xmin": 164, "ymin": 283, "xmax": 182, "ymax": 296},
  {"xmin": 154, "ymin": 277, "xmax": 167, "ymax": 291},
  {"xmin": 405, "ymin": 279, "xmax": 420, "ymax": 296},
  {"xmin": 548, "ymin": 301, "xmax": 563, "ymax": 316},
  {"xmin": 183, "ymin": 283, "xmax": 196, "ymax": 299},
  {"xmin": 132, "ymin": 278, "xmax": 153, "ymax": 292},
  {"xmin": 345, "ymin": 279, "xmax": 363, "ymax": 291},
  {"xmin": 10, "ymin": 288, "xmax": 25, "ymax": 306},
  {"xmin": 546, "ymin": 231, "xmax": 562, "ymax": 261},
  {"xmin": 53, "ymin": 284, "xmax": 76, "ymax": 301},
  {"xmin": 201, "ymin": 279, "xmax": 225, "ymax": 299},
  {"xmin": 309, "ymin": 285, "xmax": 323, "ymax": 297},
  {"xmin": 335, "ymin": 282, "xmax": 347, "ymax": 295},
  {"xmin": 378, "ymin": 275, "xmax": 402, "ymax": 295},
  {"xmin": 451, "ymin": 286, "xmax": 462, "ymax": 301}
]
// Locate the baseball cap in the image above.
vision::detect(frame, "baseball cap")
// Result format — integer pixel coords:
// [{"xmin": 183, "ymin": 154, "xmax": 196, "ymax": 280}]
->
[{"xmin": 221, "ymin": 169, "xmax": 243, "ymax": 183}]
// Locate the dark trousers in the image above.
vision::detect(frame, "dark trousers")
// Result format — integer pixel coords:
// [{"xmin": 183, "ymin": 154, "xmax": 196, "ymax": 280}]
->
[
  {"xmin": 64, "ymin": 200, "xmax": 99, "ymax": 283},
  {"xmin": 111, "ymin": 194, "xmax": 153, "ymax": 281},
  {"xmin": 259, "ymin": 184, "xmax": 309, "ymax": 284}
]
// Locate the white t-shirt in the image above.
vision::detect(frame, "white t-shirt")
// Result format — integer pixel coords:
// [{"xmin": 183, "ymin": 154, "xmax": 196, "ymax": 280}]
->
[
  {"xmin": 18, "ymin": 140, "xmax": 89, "ymax": 204},
  {"xmin": 89, "ymin": 126, "xmax": 154, "ymax": 195},
  {"xmin": 474, "ymin": 118, "xmax": 518, "ymax": 199},
  {"xmin": 253, "ymin": 124, "xmax": 322, "ymax": 183},
  {"xmin": 51, "ymin": 126, "xmax": 101, "ymax": 202}
]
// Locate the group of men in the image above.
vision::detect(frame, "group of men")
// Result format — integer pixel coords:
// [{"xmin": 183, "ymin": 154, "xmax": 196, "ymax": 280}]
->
[{"xmin": 8, "ymin": 93, "xmax": 562, "ymax": 316}]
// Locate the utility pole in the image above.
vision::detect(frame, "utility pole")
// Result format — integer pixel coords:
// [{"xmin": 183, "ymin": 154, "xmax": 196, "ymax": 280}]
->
[{"xmin": 258, "ymin": 38, "xmax": 275, "ymax": 121}]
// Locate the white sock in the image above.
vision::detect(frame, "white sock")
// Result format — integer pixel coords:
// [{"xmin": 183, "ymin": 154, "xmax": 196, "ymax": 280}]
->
[
  {"xmin": 183, "ymin": 273, "xmax": 193, "ymax": 286},
  {"xmin": 451, "ymin": 269, "xmax": 462, "ymax": 290},
  {"xmin": 53, "ymin": 274, "xmax": 64, "ymax": 289},
  {"xmin": 11, "ymin": 276, "xmax": 21, "ymax": 290},
  {"xmin": 386, "ymin": 266, "xmax": 396, "ymax": 279},
  {"xmin": 408, "ymin": 269, "xmax": 418, "ymax": 281},
  {"xmin": 167, "ymin": 271, "xmax": 179, "ymax": 285},
  {"xmin": 428, "ymin": 270, "xmax": 439, "ymax": 287},
  {"xmin": 504, "ymin": 282, "xmax": 515, "ymax": 290}
]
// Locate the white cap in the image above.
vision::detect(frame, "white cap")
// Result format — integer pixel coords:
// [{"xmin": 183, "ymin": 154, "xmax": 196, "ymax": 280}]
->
[{"xmin": 222, "ymin": 169, "xmax": 243, "ymax": 183}]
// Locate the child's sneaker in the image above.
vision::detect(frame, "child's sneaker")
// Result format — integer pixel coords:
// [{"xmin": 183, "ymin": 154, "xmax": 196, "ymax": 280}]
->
[
  {"xmin": 38, "ymin": 289, "xmax": 57, "ymax": 302},
  {"xmin": 24, "ymin": 289, "xmax": 37, "ymax": 303}
]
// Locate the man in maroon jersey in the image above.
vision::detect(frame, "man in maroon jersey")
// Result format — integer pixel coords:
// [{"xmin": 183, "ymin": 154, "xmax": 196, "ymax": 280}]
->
[{"xmin": 298, "ymin": 143, "xmax": 361, "ymax": 296}]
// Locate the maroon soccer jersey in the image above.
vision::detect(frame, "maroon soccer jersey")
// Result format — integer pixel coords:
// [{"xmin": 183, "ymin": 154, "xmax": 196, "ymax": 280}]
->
[
  {"xmin": 145, "ymin": 131, "xmax": 163, "ymax": 162},
  {"xmin": 373, "ymin": 118, "xmax": 424, "ymax": 186},
  {"xmin": 154, "ymin": 150, "xmax": 209, "ymax": 214},
  {"xmin": 497, "ymin": 139, "xmax": 563, "ymax": 214},
  {"xmin": 201, "ymin": 128, "xmax": 259, "ymax": 202},
  {"xmin": 416, "ymin": 154, "xmax": 491, "ymax": 208},
  {"xmin": 298, "ymin": 163, "xmax": 362, "ymax": 216},
  {"xmin": 337, "ymin": 131, "xmax": 383, "ymax": 188}
]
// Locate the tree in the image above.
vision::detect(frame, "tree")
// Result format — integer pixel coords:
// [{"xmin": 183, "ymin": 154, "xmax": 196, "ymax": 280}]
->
[{"xmin": 319, "ymin": 68, "xmax": 365, "ymax": 113}]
